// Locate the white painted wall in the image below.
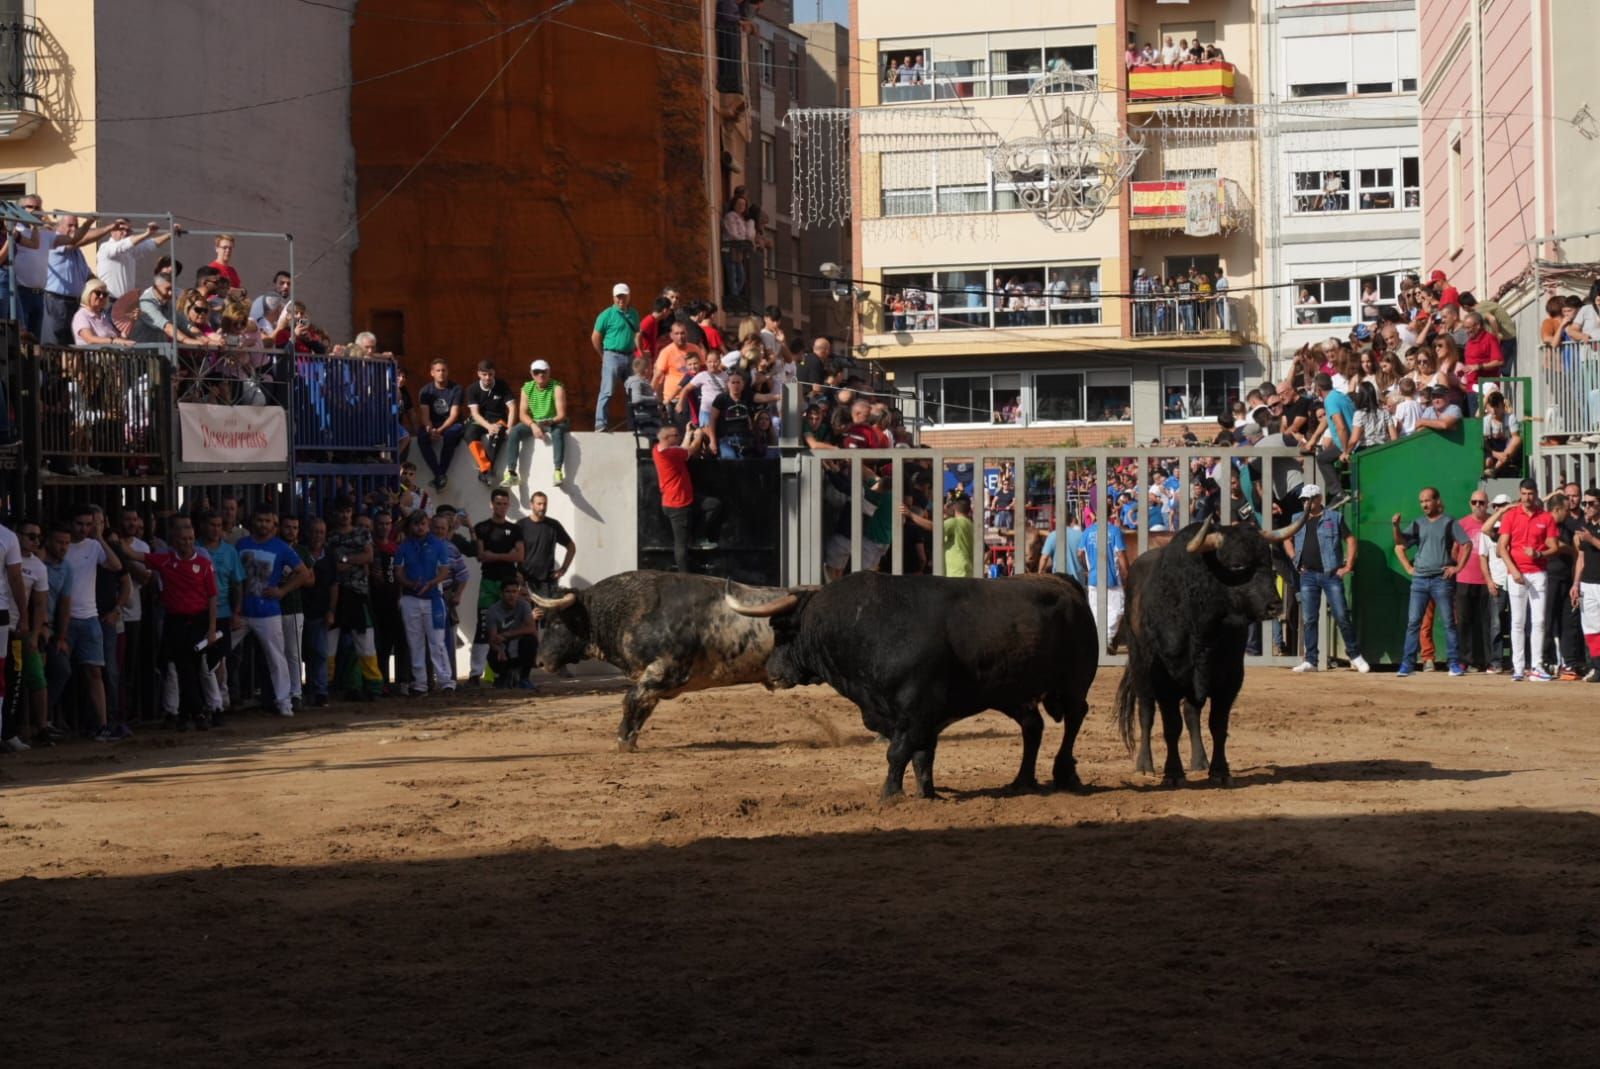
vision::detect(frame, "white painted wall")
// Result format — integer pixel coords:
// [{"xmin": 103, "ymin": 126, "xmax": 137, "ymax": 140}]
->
[{"xmin": 91, "ymin": 0, "xmax": 356, "ymax": 341}]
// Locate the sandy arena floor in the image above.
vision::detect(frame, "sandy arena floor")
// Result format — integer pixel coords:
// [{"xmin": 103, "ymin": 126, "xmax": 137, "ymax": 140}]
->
[{"xmin": 3, "ymin": 669, "xmax": 1600, "ymax": 1065}]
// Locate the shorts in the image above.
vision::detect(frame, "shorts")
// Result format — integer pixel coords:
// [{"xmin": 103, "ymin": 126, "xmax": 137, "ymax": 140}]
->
[
  {"xmin": 67, "ymin": 617, "xmax": 105, "ymax": 666},
  {"xmin": 825, "ymin": 534, "xmax": 888, "ymax": 573}
]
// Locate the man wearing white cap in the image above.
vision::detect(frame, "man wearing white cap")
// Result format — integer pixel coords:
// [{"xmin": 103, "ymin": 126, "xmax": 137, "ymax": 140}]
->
[
  {"xmin": 1286, "ymin": 484, "xmax": 1370, "ymax": 673},
  {"xmin": 505, "ymin": 359, "xmax": 569, "ymax": 486},
  {"xmin": 590, "ymin": 283, "xmax": 639, "ymax": 432}
]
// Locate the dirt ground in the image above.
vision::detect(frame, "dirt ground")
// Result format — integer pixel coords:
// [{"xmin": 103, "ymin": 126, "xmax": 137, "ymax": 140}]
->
[{"xmin": 4, "ymin": 669, "xmax": 1600, "ymax": 1066}]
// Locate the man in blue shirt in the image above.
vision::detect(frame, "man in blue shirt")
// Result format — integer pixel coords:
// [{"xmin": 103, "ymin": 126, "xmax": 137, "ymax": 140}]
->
[
  {"xmin": 395, "ymin": 510, "xmax": 454, "ymax": 695},
  {"xmin": 1078, "ymin": 517, "xmax": 1128, "ymax": 647},
  {"xmin": 26, "ymin": 213, "xmax": 112, "ymax": 346},
  {"xmin": 1038, "ymin": 509, "xmax": 1085, "ymax": 582},
  {"xmin": 235, "ymin": 505, "xmax": 310, "ymax": 717},
  {"xmin": 191, "ymin": 511, "xmax": 244, "ymax": 722},
  {"xmin": 1309, "ymin": 371, "xmax": 1355, "ymax": 495}
]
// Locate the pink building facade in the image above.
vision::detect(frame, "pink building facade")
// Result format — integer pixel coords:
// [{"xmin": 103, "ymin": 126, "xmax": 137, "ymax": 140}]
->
[{"xmin": 1418, "ymin": 0, "xmax": 1599, "ymax": 310}]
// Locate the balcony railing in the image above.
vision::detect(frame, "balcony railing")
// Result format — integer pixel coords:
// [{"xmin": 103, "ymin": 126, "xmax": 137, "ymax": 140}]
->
[
  {"xmin": 874, "ymin": 291, "xmax": 1103, "ymax": 333},
  {"xmin": 721, "ymin": 238, "xmax": 765, "ymax": 316},
  {"xmin": 1131, "ymin": 295, "xmax": 1242, "ymax": 338},
  {"xmin": 36, "ymin": 345, "xmax": 170, "ymax": 481},
  {"xmin": 1128, "ymin": 177, "xmax": 1252, "ymax": 232},
  {"xmin": 0, "ymin": 17, "xmax": 47, "ymax": 137},
  {"xmin": 1540, "ymin": 341, "xmax": 1600, "ymax": 438},
  {"xmin": 293, "ymin": 353, "xmax": 399, "ymax": 458},
  {"xmin": 1128, "ymin": 62, "xmax": 1235, "ymax": 103}
]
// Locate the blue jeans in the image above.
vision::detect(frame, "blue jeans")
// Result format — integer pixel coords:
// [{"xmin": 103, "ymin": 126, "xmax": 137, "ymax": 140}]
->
[
  {"xmin": 15, "ymin": 285, "xmax": 42, "ymax": 338},
  {"xmin": 1300, "ymin": 571, "xmax": 1361, "ymax": 666},
  {"xmin": 303, "ymin": 618, "xmax": 329, "ymax": 698},
  {"xmin": 1403, "ymin": 575, "xmax": 1460, "ymax": 667},
  {"xmin": 594, "ymin": 350, "xmax": 632, "ymax": 431}
]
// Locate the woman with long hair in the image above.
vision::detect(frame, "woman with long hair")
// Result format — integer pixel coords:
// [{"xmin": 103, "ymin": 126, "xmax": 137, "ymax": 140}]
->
[{"xmin": 1348, "ymin": 379, "xmax": 1395, "ymax": 451}]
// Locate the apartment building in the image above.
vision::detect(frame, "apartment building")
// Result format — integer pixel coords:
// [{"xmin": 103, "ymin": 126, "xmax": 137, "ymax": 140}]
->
[
  {"xmin": 1262, "ymin": 0, "xmax": 1423, "ymax": 359},
  {"xmin": 850, "ymin": 0, "xmax": 1267, "ymax": 448},
  {"xmin": 1418, "ymin": 0, "xmax": 1600, "ymax": 317}
]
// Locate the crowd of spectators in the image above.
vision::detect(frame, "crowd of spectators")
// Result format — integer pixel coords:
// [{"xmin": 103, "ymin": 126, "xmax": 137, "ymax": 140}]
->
[
  {"xmin": 0, "ymin": 478, "xmax": 579, "ymax": 751},
  {"xmin": 1133, "ymin": 266, "xmax": 1233, "ymax": 335},
  {"xmin": 1126, "ymin": 36, "xmax": 1227, "ymax": 69}
]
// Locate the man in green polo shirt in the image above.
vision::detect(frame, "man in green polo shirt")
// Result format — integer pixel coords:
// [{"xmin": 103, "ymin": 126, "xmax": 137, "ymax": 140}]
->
[{"xmin": 590, "ymin": 282, "xmax": 640, "ymax": 432}]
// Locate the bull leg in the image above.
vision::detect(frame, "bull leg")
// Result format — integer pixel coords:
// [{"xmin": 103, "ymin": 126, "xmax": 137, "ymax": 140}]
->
[
  {"xmin": 1183, "ymin": 700, "xmax": 1210, "ymax": 772},
  {"xmin": 1157, "ymin": 696, "xmax": 1185, "ymax": 787},
  {"xmin": 1001, "ymin": 704, "xmax": 1045, "ymax": 793},
  {"xmin": 882, "ymin": 730, "xmax": 914, "ymax": 800},
  {"xmin": 910, "ymin": 736, "xmax": 940, "ymax": 800},
  {"xmin": 1046, "ymin": 693, "xmax": 1090, "ymax": 793},
  {"xmin": 616, "ymin": 685, "xmax": 660, "ymax": 752},
  {"xmin": 1207, "ymin": 696, "xmax": 1234, "ymax": 786},
  {"xmin": 1134, "ymin": 696, "xmax": 1157, "ymax": 774}
]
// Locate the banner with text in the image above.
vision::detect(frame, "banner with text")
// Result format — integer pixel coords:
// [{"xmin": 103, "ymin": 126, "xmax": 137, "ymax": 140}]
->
[{"xmin": 179, "ymin": 403, "xmax": 289, "ymax": 464}]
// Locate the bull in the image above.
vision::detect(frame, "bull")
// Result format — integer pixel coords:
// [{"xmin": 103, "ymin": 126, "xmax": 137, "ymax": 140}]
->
[
  {"xmin": 730, "ymin": 572, "xmax": 1098, "ymax": 800},
  {"xmin": 1114, "ymin": 512, "xmax": 1305, "ymax": 786},
  {"xmin": 530, "ymin": 570, "xmax": 782, "ymax": 751}
]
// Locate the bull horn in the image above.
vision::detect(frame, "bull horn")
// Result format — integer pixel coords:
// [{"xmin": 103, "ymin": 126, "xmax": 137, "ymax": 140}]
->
[
  {"xmin": 1186, "ymin": 516, "xmax": 1224, "ymax": 554},
  {"xmin": 1263, "ymin": 511, "xmax": 1309, "ymax": 545},
  {"xmin": 529, "ymin": 590, "xmax": 578, "ymax": 610},
  {"xmin": 726, "ymin": 591, "xmax": 799, "ymax": 618}
]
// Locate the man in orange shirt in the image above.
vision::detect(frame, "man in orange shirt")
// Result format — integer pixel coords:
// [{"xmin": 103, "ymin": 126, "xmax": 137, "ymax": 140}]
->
[{"xmin": 651, "ymin": 321, "xmax": 704, "ymax": 407}]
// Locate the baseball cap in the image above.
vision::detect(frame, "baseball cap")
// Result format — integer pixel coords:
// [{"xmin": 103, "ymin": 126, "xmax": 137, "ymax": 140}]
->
[
  {"xmin": 1491, "ymin": 492, "xmax": 1511, "ymax": 506},
  {"xmin": 612, "ymin": 283, "xmax": 630, "ymax": 297},
  {"xmin": 1351, "ymin": 322, "xmax": 1372, "ymax": 341},
  {"xmin": 1429, "ymin": 269, "xmax": 1447, "ymax": 283},
  {"xmin": 1299, "ymin": 484, "xmax": 1323, "ymax": 499},
  {"xmin": 529, "ymin": 359, "xmax": 551, "ymax": 372}
]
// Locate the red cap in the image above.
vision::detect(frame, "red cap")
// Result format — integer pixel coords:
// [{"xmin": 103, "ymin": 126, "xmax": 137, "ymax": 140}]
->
[{"xmin": 1429, "ymin": 269, "xmax": 1447, "ymax": 283}]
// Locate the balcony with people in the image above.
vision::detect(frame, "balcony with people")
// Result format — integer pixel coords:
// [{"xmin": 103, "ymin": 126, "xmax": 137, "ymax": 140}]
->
[
  {"xmin": 868, "ymin": 265, "xmax": 1106, "ymax": 344},
  {"xmin": 1128, "ymin": 262, "xmax": 1246, "ymax": 341}
]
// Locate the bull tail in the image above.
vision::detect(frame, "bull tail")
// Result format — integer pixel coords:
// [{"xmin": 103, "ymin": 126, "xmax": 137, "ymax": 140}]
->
[{"xmin": 1115, "ymin": 668, "xmax": 1137, "ymax": 756}]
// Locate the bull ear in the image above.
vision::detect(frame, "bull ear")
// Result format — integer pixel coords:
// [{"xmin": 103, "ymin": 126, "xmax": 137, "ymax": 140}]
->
[{"xmin": 1186, "ymin": 516, "xmax": 1224, "ymax": 554}]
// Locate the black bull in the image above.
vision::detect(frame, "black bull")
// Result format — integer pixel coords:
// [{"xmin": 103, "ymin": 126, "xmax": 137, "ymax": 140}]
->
[
  {"xmin": 530, "ymin": 571, "xmax": 783, "ymax": 750},
  {"xmin": 731, "ymin": 572, "xmax": 1099, "ymax": 799},
  {"xmin": 1113, "ymin": 512, "xmax": 1305, "ymax": 786}
]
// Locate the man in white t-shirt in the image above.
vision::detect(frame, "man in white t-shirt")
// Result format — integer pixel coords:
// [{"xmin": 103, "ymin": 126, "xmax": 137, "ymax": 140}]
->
[
  {"xmin": 1478, "ymin": 493, "xmax": 1514, "ymax": 674},
  {"xmin": 62, "ymin": 504, "xmax": 124, "ymax": 739},
  {"xmin": 6, "ymin": 522, "xmax": 52, "ymax": 750},
  {"xmin": 10, "ymin": 193, "xmax": 55, "ymax": 336},
  {"xmin": 96, "ymin": 218, "xmax": 178, "ymax": 300},
  {"xmin": 116, "ymin": 508, "xmax": 154, "ymax": 724}
]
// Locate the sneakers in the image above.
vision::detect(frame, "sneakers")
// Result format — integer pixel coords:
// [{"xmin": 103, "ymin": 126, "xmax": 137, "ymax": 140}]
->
[
  {"xmin": 1350, "ymin": 655, "xmax": 1371, "ymax": 674},
  {"xmin": 1526, "ymin": 668, "xmax": 1553, "ymax": 682},
  {"xmin": 553, "ymin": 467, "xmax": 565, "ymax": 486},
  {"xmin": 691, "ymin": 539, "xmax": 719, "ymax": 551},
  {"xmin": 1421, "ymin": 660, "xmax": 1437, "ymax": 672},
  {"xmin": 113, "ymin": 723, "xmax": 134, "ymax": 740},
  {"xmin": 1558, "ymin": 667, "xmax": 1580, "ymax": 681},
  {"xmin": 1448, "ymin": 662, "xmax": 1466, "ymax": 677},
  {"xmin": 1291, "ymin": 661, "xmax": 1317, "ymax": 673},
  {"xmin": 1485, "ymin": 665, "xmax": 1502, "ymax": 675},
  {"xmin": 92, "ymin": 724, "xmax": 117, "ymax": 742},
  {"xmin": 276, "ymin": 707, "xmax": 294, "ymax": 717},
  {"xmin": 1396, "ymin": 663, "xmax": 1414, "ymax": 678},
  {"xmin": 477, "ymin": 469, "xmax": 492, "ymax": 485},
  {"xmin": 1511, "ymin": 672, "xmax": 1525, "ymax": 682},
  {"xmin": 500, "ymin": 467, "xmax": 518, "ymax": 487},
  {"xmin": 518, "ymin": 679, "xmax": 540, "ymax": 692},
  {"xmin": 2, "ymin": 736, "xmax": 29, "ymax": 752}
]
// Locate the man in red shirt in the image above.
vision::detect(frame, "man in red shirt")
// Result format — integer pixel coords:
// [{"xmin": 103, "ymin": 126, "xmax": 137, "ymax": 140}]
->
[
  {"xmin": 1431, "ymin": 268, "xmax": 1459, "ymax": 309},
  {"xmin": 653, "ymin": 423, "xmax": 721, "ymax": 573},
  {"xmin": 1461, "ymin": 311, "xmax": 1505, "ymax": 393},
  {"xmin": 1497, "ymin": 478, "xmax": 1559, "ymax": 680},
  {"xmin": 209, "ymin": 233, "xmax": 241, "ymax": 288},
  {"xmin": 635, "ymin": 296, "xmax": 674, "ymax": 358},
  {"xmin": 839, "ymin": 397, "xmax": 891, "ymax": 450},
  {"xmin": 120, "ymin": 516, "xmax": 218, "ymax": 728}
]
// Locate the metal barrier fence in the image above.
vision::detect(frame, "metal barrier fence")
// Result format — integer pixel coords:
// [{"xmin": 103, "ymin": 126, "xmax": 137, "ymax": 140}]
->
[
  {"xmin": 1131, "ymin": 295, "xmax": 1240, "ymax": 337},
  {"xmin": 35, "ymin": 345, "xmax": 169, "ymax": 480},
  {"xmin": 175, "ymin": 344, "xmax": 289, "ymax": 407},
  {"xmin": 1538, "ymin": 341, "xmax": 1600, "ymax": 437},
  {"xmin": 785, "ymin": 445, "xmax": 1319, "ymax": 667},
  {"xmin": 292, "ymin": 353, "xmax": 399, "ymax": 455},
  {"xmin": 1537, "ymin": 444, "xmax": 1600, "ymax": 494}
]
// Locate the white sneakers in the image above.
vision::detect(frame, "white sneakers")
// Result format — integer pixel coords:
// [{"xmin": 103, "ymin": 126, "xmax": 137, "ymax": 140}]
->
[
  {"xmin": 1292, "ymin": 661, "xmax": 1317, "ymax": 673},
  {"xmin": 1351, "ymin": 655, "xmax": 1371, "ymax": 673}
]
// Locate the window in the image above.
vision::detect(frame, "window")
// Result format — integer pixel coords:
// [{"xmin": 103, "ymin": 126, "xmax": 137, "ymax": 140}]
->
[
  {"xmin": 990, "ymin": 44, "xmax": 1095, "ymax": 95},
  {"xmin": 760, "ymin": 41, "xmax": 774, "ymax": 88},
  {"xmin": 920, "ymin": 370, "xmax": 1131, "ymax": 426},
  {"xmin": 1357, "ymin": 165, "xmax": 1396, "ymax": 210},
  {"xmin": 1162, "ymin": 366, "xmax": 1241, "ymax": 420},
  {"xmin": 760, "ymin": 136, "xmax": 775, "ymax": 184},
  {"xmin": 881, "ymin": 262, "xmax": 1102, "ymax": 332},
  {"xmin": 1285, "ymin": 30, "xmax": 1414, "ymax": 99},
  {"xmin": 1289, "ymin": 150, "xmax": 1417, "ymax": 213},
  {"xmin": 880, "ymin": 45, "xmax": 933, "ymax": 103},
  {"xmin": 1402, "ymin": 154, "xmax": 1420, "ymax": 209},
  {"xmin": 1290, "ymin": 272, "xmax": 1404, "ymax": 326},
  {"xmin": 879, "ymin": 34, "xmax": 1092, "ymax": 104},
  {"xmin": 1292, "ymin": 168, "xmax": 1350, "ymax": 212},
  {"xmin": 879, "ymin": 150, "xmax": 990, "ymax": 217}
]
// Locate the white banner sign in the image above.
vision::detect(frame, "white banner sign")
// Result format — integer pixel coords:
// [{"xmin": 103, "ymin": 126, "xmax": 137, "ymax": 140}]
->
[{"xmin": 179, "ymin": 403, "xmax": 289, "ymax": 464}]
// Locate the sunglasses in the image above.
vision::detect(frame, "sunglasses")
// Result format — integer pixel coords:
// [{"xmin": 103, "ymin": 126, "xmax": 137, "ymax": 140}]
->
[{"xmin": 1470, "ymin": 499, "xmax": 1488, "ymax": 505}]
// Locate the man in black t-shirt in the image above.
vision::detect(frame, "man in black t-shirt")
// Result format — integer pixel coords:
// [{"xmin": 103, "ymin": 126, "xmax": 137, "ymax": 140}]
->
[
  {"xmin": 518, "ymin": 491, "xmax": 574, "ymax": 598},
  {"xmin": 464, "ymin": 359, "xmax": 517, "ymax": 486},
  {"xmin": 1576, "ymin": 488, "xmax": 1600, "ymax": 682},
  {"xmin": 417, "ymin": 358, "xmax": 465, "ymax": 490},
  {"xmin": 469, "ymin": 487, "xmax": 524, "ymax": 684}
]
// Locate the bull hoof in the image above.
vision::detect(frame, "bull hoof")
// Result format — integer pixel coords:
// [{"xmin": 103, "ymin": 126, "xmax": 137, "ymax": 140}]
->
[
  {"xmin": 1134, "ymin": 755, "xmax": 1154, "ymax": 774},
  {"xmin": 1054, "ymin": 773, "xmax": 1088, "ymax": 795},
  {"xmin": 879, "ymin": 783, "xmax": 905, "ymax": 803},
  {"xmin": 1208, "ymin": 768, "xmax": 1233, "ymax": 787},
  {"xmin": 1162, "ymin": 773, "xmax": 1185, "ymax": 789},
  {"xmin": 1189, "ymin": 756, "xmax": 1211, "ymax": 772},
  {"xmin": 1003, "ymin": 776, "xmax": 1043, "ymax": 796},
  {"xmin": 616, "ymin": 736, "xmax": 638, "ymax": 754}
]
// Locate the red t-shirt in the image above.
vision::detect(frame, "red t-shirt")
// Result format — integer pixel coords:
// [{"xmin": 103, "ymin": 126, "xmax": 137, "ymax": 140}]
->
[
  {"xmin": 1456, "ymin": 514, "xmax": 1485, "ymax": 585},
  {"xmin": 1439, "ymin": 285, "xmax": 1460, "ymax": 308},
  {"xmin": 653, "ymin": 445, "xmax": 694, "ymax": 509},
  {"xmin": 209, "ymin": 260, "xmax": 242, "ymax": 288},
  {"xmin": 1462, "ymin": 331, "xmax": 1504, "ymax": 388},
  {"xmin": 840, "ymin": 423, "xmax": 890, "ymax": 450},
  {"xmin": 1500, "ymin": 506, "xmax": 1555, "ymax": 573},
  {"xmin": 148, "ymin": 550, "xmax": 219, "ymax": 615},
  {"xmin": 638, "ymin": 313, "xmax": 668, "ymax": 357},
  {"xmin": 700, "ymin": 322, "xmax": 725, "ymax": 355}
]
